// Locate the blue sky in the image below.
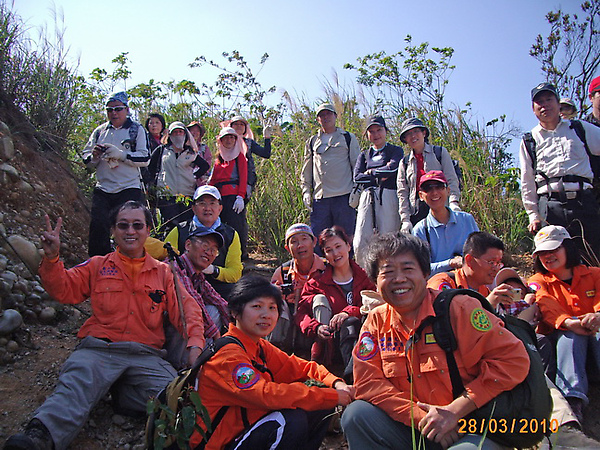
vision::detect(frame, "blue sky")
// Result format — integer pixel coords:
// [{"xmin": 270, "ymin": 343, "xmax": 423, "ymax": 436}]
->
[{"xmin": 12, "ymin": 0, "xmax": 587, "ymax": 161}]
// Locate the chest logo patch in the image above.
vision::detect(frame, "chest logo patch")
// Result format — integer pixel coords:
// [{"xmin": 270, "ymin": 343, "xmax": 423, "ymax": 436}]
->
[
  {"xmin": 586, "ymin": 290, "xmax": 596, "ymax": 298},
  {"xmin": 99, "ymin": 264, "xmax": 119, "ymax": 277},
  {"xmin": 425, "ymin": 333, "xmax": 437, "ymax": 344},
  {"xmin": 232, "ymin": 363, "xmax": 260, "ymax": 389},
  {"xmin": 470, "ymin": 308, "xmax": 492, "ymax": 332},
  {"xmin": 356, "ymin": 332, "xmax": 379, "ymax": 361}
]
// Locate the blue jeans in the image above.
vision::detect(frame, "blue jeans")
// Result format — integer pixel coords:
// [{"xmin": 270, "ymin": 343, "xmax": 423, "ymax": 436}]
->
[
  {"xmin": 341, "ymin": 400, "xmax": 508, "ymax": 450},
  {"xmin": 554, "ymin": 330, "xmax": 600, "ymax": 403},
  {"xmin": 310, "ymin": 194, "xmax": 356, "ymax": 249}
]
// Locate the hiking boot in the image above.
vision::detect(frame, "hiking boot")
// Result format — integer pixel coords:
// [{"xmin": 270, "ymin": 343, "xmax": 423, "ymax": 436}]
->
[
  {"xmin": 4, "ymin": 419, "xmax": 54, "ymax": 450},
  {"xmin": 566, "ymin": 397, "xmax": 585, "ymax": 423}
]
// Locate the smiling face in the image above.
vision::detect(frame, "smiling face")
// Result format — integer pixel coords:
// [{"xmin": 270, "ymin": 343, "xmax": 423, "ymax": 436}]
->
[
  {"xmin": 418, "ymin": 181, "xmax": 449, "ymax": 211},
  {"xmin": 234, "ymin": 296, "xmax": 279, "ymax": 341},
  {"xmin": 185, "ymin": 235, "xmax": 220, "ymax": 272},
  {"xmin": 402, "ymin": 128, "xmax": 426, "ymax": 151},
  {"xmin": 367, "ymin": 124, "xmax": 387, "ymax": 149},
  {"xmin": 106, "ymin": 100, "xmax": 129, "ymax": 128},
  {"xmin": 376, "ymin": 252, "xmax": 427, "ymax": 319},
  {"xmin": 532, "ymin": 91, "xmax": 560, "ymax": 126},
  {"xmin": 286, "ymin": 233, "xmax": 315, "ymax": 264},
  {"xmin": 191, "ymin": 194, "xmax": 223, "ymax": 227},
  {"xmin": 537, "ymin": 246, "xmax": 567, "ymax": 275},
  {"xmin": 111, "ymin": 208, "xmax": 149, "ymax": 259},
  {"xmin": 322, "ymin": 235, "xmax": 351, "ymax": 270}
]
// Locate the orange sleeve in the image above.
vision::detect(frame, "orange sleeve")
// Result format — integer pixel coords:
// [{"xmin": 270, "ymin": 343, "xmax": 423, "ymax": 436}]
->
[
  {"xmin": 528, "ymin": 273, "xmax": 572, "ymax": 329},
  {"xmin": 39, "ymin": 256, "xmax": 94, "ymax": 304},
  {"xmin": 427, "ymin": 272, "xmax": 455, "ymax": 290}
]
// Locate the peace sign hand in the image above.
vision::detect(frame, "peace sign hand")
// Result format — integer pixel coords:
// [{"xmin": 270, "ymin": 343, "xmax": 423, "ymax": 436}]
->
[{"xmin": 41, "ymin": 214, "xmax": 62, "ymax": 260}]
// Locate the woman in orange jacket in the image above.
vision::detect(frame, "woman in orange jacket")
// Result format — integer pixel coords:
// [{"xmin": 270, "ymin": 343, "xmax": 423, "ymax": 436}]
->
[
  {"xmin": 190, "ymin": 275, "xmax": 354, "ymax": 450},
  {"xmin": 528, "ymin": 225, "xmax": 600, "ymax": 423}
]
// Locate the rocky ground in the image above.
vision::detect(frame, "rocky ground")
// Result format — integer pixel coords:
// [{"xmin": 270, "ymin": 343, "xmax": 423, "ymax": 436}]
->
[{"xmin": 0, "ymin": 120, "xmax": 599, "ymax": 449}]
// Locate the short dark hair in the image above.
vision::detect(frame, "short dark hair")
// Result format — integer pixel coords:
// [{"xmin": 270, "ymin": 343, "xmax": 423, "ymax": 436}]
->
[
  {"xmin": 109, "ymin": 201, "xmax": 152, "ymax": 228},
  {"xmin": 228, "ymin": 275, "xmax": 284, "ymax": 320},
  {"xmin": 318, "ymin": 226, "xmax": 351, "ymax": 250},
  {"xmin": 363, "ymin": 232, "xmax": 431, "ymax": 281},
  {"xmin": 533, "ymin": 239, "xmax": 581, "ymax": 274},
  {"xmin": 463, "ymin": 232, "xmax": 504, "ymax": 258},
  {"xmin": 145, "ymin": 113, "xmax": 166, "ymax": 133}
]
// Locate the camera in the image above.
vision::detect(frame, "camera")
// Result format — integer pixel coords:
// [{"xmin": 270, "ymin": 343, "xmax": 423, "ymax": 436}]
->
[{"xmin": 280, "ymin": 283, "xmax": 294, "ymax": 296}]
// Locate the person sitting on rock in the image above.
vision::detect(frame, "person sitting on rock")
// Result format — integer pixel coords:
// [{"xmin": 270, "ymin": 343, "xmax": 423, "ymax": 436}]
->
[{"xmin": 4, "ymin": 201, "xmax": 204, "ymax": 450}]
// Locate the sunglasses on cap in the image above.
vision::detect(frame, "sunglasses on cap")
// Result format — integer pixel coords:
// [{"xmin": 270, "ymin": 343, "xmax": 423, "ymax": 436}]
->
[
  {"xmin": 115, "ymin": 222, "xmax": 146, "ymax": 230},
  {"xmin": 106, "ymin": 106, "xmax": 127, "ymax": 113}
]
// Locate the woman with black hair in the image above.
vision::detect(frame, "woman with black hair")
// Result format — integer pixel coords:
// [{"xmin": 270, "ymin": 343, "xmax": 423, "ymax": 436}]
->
[
  {"xmin": 528, "ymin": 225, "xmax": 600, "ymax": 422},
  {"xmin": 296, "ymin": 226, "xmax": 375, "ymax": 381},
  {"xmin": 190, "ymin": 275, "xmax": 353, "ymax": 450},
  {"xmin": 145, "ymin": 113, "xmax": 166, "ymax": 152}
]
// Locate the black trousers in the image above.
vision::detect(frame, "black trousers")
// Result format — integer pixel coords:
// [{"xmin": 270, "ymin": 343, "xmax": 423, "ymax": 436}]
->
[
  {"xmin": 539, "ymin": 189, "xmax": 600, "ymax": 261},
  {"xmin": 88, "ymin": 188, "xmax": 144, "ymax": 257}
]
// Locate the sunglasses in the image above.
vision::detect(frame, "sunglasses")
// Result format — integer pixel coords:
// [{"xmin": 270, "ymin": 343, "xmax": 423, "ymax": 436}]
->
[
  {"xmin": 106, "ymin": 106, "xmax": 127, "ymax": 113},
  {"xmin": 115, "ymin": 222, "xmax": 146, "ymax": 230},
  {"xmin": 420, "ymin": 182, "xmax": 447, "ymax": 193}
]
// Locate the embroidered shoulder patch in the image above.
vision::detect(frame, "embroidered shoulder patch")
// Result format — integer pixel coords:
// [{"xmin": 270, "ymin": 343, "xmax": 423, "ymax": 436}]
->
[
  {"xmin": 470, "ymin": 308, "xmax": 492, "ymax": 332},
  {"xmin": 356, "ymin": 332, "xmax": 379, "ymax": 361},
  {"xmin": 586, "ymin": 290, "xmax": 596, "ymax": 298},
  {"xmin": 438, "ymin": 281, "xmax": 452, "ymax": 290},
  {"xmin": 232, "ymin": 363, "xmax": 260, "ymax": 389},
  {"xmin": 528, "ymin": 282, "xmax": 541, "ymax": 292}
]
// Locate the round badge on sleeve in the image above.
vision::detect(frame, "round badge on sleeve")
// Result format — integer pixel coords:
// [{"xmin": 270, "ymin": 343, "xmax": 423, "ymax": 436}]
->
[
  {"xmin": 232, "ymin": 363, "xmax": 260, "ymax": 389},
  {"xmin": 356, "ymin": 332, "xmax": 379, "ymax": 361},
  {"xmin": 470, "ymin": 308, "xmax": 492, "ymax": 332}
]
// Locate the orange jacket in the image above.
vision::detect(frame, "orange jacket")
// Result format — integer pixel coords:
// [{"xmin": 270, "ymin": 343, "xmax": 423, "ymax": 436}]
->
[
  {"xmin": 528, "ymin": 265, "xmax": 600, "ymax": 330},
  {"xmin": 191, "ymin": 324, "xmax": 341, "ymax": 449},
  {"xmin": 353, "ymin": 289, "xmax": 529, "ymax": 427},
  {"xmin": 427, "ymin": 268, "xmax": 490, "ymax": 297},
  {"xmin": 38, "ymin": 251, "xmax": 205, "ymax": 349}
]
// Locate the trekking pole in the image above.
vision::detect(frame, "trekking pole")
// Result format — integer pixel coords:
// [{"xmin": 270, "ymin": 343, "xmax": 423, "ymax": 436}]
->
[
  {"xmin": 164, "ymin": 242, "xmax": 188, "ymax": 340},
  {"xmin": 290, "ymin": 288, "xmax": 301, "ymax": 352}
]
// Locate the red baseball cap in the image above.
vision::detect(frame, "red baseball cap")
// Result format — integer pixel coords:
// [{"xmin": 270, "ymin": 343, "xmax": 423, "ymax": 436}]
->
[
  {"xmin": 419, "ymin": 170, "xmax": 448, "ymax": 190},
  {"xmin": 590, "ymin": 76, "xmax": 600, "ymax": 95}
]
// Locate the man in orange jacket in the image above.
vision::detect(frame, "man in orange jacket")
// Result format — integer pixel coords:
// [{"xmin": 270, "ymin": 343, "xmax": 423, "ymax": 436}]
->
[
  {"xmin": 5, "ymin": 201, "xmax": 204, "ymax": 450},
  {"xmin": 341, "ymin": 232, "xmax": 529, "ymax": 449}
]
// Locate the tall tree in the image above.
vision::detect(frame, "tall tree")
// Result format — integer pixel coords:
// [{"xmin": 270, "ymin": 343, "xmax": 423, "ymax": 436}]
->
[{"xmin": 530, "ymin": 0, "xmax": 600, "ymax": 115}]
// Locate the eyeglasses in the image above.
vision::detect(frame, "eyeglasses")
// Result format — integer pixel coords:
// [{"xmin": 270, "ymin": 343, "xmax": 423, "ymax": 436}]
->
[
  {"xmin": 190, "ymin": 239, "xmax": 219, "ymax": 255},
  {"xmin": 106, "ymin": 106, "xmax": 127, "ymax": 113},
  {"xmin": 115, "ymin": 222, "xmax": 146, "ymax": 230},
  {"xmin": 194, "ymin": 200, "xmax": 220, "ymax": 207},
  {"xmin": 420, "ymin": 182, "xmax": 447, "ymax": 193},
  {"xmin": 475, "ymin": 257, "xmax": 504, "ymax": 269}
]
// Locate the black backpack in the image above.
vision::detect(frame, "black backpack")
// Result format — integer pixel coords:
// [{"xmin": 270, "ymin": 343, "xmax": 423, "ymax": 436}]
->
[
  {"xmin": 146, "ymin": 336, "xmax": 244, "ymax": 450},
  {"xmin": 523, "ymin": 119, "xmax": 600, "ymax": 199},
  {"xmin": 412, "ymin": 288, "xmax": 552, "ymax": 449},
  {"xmin": 403, "ymin": 145, "xmax": 463, "ymax": 191}
]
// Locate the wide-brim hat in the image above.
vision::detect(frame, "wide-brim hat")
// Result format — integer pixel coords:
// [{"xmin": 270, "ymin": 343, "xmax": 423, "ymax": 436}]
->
[{"xmin": 399, "ymin": 118, "xmax": 429, "ymax": 143}]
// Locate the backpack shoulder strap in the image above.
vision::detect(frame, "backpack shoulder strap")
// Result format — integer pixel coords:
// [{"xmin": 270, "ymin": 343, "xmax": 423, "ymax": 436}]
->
[
  {"xmin": 429, "ymin": 288, "xmax": 494, "ymax": 397},
  {"xmin": 280, "ymin": 260, "xmax": 293, "ymax": 284},
  {"xmin": 343, "ymin": 131, "xmax": 352, "ymax": 149},
  {"xmin": 523, "ymin": 132, "xmax": 537, "ymax": 171},
  {"xmin": 570, "ymin": 120, "xmax": 591, "ymax": 157},
  {"xmin": 93, "ymin": 123, "xmax": 109, "ymax": 144},
  {"xmin": 189, "ymin": 335, "xmax": 245, "ymax": 378},
  {"xmin": 432, "ymin": 145, "xmax": 443, "ymax": 164}
]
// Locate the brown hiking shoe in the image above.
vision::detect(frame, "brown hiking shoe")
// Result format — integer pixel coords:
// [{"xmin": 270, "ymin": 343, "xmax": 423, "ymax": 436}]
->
[{"xmin": 3, "ymin": 419, "xmax": 54, "ymax": 450}]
